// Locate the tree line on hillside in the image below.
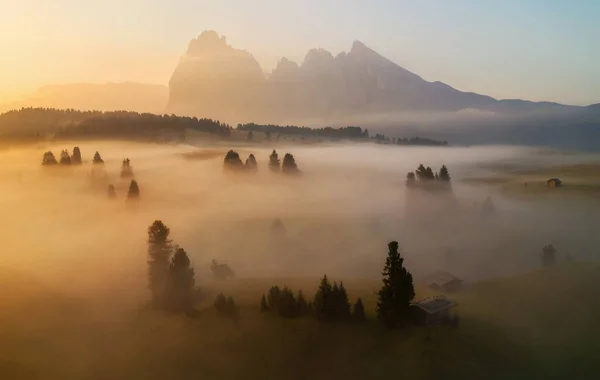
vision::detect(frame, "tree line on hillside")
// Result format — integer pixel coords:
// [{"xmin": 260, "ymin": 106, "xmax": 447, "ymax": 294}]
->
[
  {"xmin": 238, "ymin": 122, "xmax": 448, "ymax": 146},
  {"xmin": 0, "ymin": 107, "xmax": 231, "ymax": 140},
  {"xmin": 223, "ymin": 149, "xmax": 300, "ymax": 175},
  {"xmin": 406, "ymin": 164, "xmax": 451, "ymax": 188}
]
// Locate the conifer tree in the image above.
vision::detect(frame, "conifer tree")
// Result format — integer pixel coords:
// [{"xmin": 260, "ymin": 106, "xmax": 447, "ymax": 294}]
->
[
  {"xmin": 166, "ymin": 246, "xmax": 195, "ymax": 312},
  {"xmin": 215, "ymin": 293, "xmax": 227, "ymax": 315},
  {"xmin": 406, "ymin": 172, "xmax": 416, "ymax": 187},
  {"xmin": 267, "ymin": 286, "xmax": 281, "ymax": 310},
  {"xmin": 247, "ymin": 131, "xmax": 254, "ymax": 141},
  {"xmin": 296, "ymin": 290, "xmax": 308, "ymax": 315},
  {"xmin": 376, "ymin": 241, "xmax": 415, "ymax": 328},
  {"xmin": 147, "ymin": 220, "xmax": 173, "ymax": 307},
  {"xmin": 313, "ymin": 275, "xmax": 334, "ymax": 321},
  {"xmin": 107, "ymin": 184, "xmax": 116, "ymax": 198},
  {"xmin": 281, "ymin": 153, "xmax": 299, "ymax": 175},
  {"xmin": 278, "ymin": 287, "xmax": 297, "ymax": 318},
  {"xmin": 72, "ymin": 147, "xmax": 82, "ymax": 164},
  {"xmin": 260, "ymin": 294, "xmax": 268, "ymax": 312},
  {"xmin": 59, "ymin": 149, "xmax": 72, "ymax": 165},
  {"xmin": 93, "ymin": 151, "xmax": 104, "ymax": 164},
  {"xmin": 352, "ymin": 298, "xmax": 366, "ymax": 322},
  {"xmin": 269, "ymin": 150, "xmax": 280, "ymax": 172},
  {"xmin": 121, "ymin": 158, "xmax": 133, "ymax": 178},
  {"xmin": 224, "ymin": 150, "xmax": 243, "ymax": 171},
  {"xmin": 245, "ymin": 154, "xmax": 258, "ymax": 172},
  {"xmin": 42, "ymin": 151, "xmax": 58, "ymax": 165},
  {"xmin": 439, "ymin": 164, "xmax": 451, "ymax": 182},
  {"xmin": 127, "ymin": 180, "xmax": 140, "ymax": 199},
  {"xmin": 337, "ymin": 282, "xmax": 351, "ymax": 319},
  {"xmin": 265, "ymin": 131, "xmax": 271, "ymax": 141},
  {"xmin": 542, "ymin": 244, "xmax": 557, "ymax": 267}
]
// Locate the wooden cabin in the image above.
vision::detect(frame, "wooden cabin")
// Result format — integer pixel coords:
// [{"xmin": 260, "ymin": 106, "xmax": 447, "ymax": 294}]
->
[
  {"xmin": 411, "ymin": 296, "xmax": 458, "ymax": 326},
  {"xmin": 423, "ymin": 271, "xmax": 463, "ymax": 293},
  {"xmin": 547, "ymin": 178, "xmax": 562, "ymax": 187}
]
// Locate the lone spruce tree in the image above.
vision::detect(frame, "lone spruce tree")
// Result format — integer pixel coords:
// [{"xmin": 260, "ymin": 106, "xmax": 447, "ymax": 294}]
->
[
  {"xmin": 166, "ymin": 246, "xmax": 195, "ymax": 312},
  {"xmin": 269, "ymin": 150, "xmax": 280, "ymax": 172},
  {"xmin": 313, "ymin": 275, "xmax": 333, "ymax": 321},
  {"xmin": 147, "ymin": 221, "xmax": 173, "ymax": 307},
  {"xmin": 93, "ymin": 151, "xmax": 104, "ymax": 164},
  {"xmin": 352, "ymin": 298, "xmax": 366, "ymax": 322},
  {"xmin": 260, "ymin": 294, "xmax": 268, "ymax": 312},
  {"xmin": 376, "ymin": 241, "xmax": 415, "ymax": 328},
  {"xmin": 127, "ymin": 180, "xmax": 140, "ymax": 199},
  {"xmin": 439, "ymin": 165, "xmax": 451, "ymax": 182},
  {"xmin": 72, "ymin": 147, "xmax": 82, "ymax": 164}
]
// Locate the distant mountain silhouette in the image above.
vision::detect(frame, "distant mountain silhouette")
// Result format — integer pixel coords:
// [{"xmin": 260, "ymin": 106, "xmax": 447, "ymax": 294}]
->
[
  {"xmin": 166, "ymin": 31, "xmax": 587, "ymax": 124},
  {"xmin": 1, "ymin": 82, "xmax": 168, "ymax": 114}
]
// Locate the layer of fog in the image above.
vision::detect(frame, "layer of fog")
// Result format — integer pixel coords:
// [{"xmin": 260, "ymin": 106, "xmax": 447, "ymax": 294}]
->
[{"xmin": 1, "ymin": 141, "xmax": 599, "ymax": 302}]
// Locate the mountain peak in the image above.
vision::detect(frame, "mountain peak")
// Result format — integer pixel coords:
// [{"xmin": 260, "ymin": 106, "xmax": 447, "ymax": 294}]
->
[
  {"xmin": 351, "ymin": 40, "xmax": 369, "ymax": 53},
  {"xmin": 186, "ymin": 30, "xmax": 229, "ymax": 56}
]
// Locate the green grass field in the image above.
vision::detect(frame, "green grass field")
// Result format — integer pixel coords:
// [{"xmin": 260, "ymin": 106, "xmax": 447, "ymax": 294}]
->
[{"xmin": 1, "ymin": 263, "xmax": 598, "ymax": 380}]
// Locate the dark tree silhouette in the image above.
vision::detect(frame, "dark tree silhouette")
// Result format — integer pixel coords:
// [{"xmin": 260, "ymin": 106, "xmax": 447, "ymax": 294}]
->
[
  {"xmin": 59, "ymin": 149, "xmax": 72, "ymax": 165},
  {"xmin": 415, "ymin": 164, "xmax": 427, "ymax": 180},
  {"xmin": 147, "ymin": 221, "xmax": 173, "ymax": 307},
  {"xmin": 260, "ymin": 294, "xmax": 268, "ymax": 312},
  {"xmin": 223, "ymin": 150, "xmax": 243, "ymax": 171},
  {"xmin": 226, "ymin": 296, "xmax": 238, "ymax": 323},
  {"xmin": 247, "ymin": 131, "xmax": 254, "ymax": 141},
  {"xmin": 269, "ymin": 150, "xmax": 280, "ymax": 172},
  {"xmin": 245, "ymin": 154, "xmax": 258, "ymax": 172},
  {"xmin": 107, "ymin": 184, "xmax": 116, "ymax": 198},
  {"xmin": 72, "ymin": 147, "xmax": 82, "ymax": 164},
  {"xmin": 376, "ymin": 241, "xmax": 415, "ymax": 328},
  {"xmin": 439, "ymin": 165, "xmax": 451, "ymax": 182},
  {"xmin": 267, "ymin": 286, "xmax": 281, "ymax": 310},
  {"xmin": 166, "ymin": 246, "xmax": 195, "ymax": 312},
  {"xmin": 215, "ymin": 293, "xmax": 227, "ymax": 315},
  {"xmin": 297, "ymin": 290, "xmax": 309, "ymax": 316},
  {"xmin": 93, "ymin": 151, "xmax": 104, "ymax": 164},
  {"xmin": 41, "ymin": 151, "xmax": 58, "ymax": 165},
  {"xmin": 265, "ymin": 131, "xmax": 271, "ymax": 141},
  {"xmin": 406, "ymin": 172, "xmax": 416, "ymax": 187},
  {"xmin": 127, "ymin": 180, "xmax": 140, "ymax": 199},
  {"xmin": 352, "ymin": 298, "xmax": 366, "ymax": 322},
  {"xmin": 281, "ymin": 153, "xmax": 299, "ymax": 175},
  {"xmin": 277, "ymin": 287, "xmax": 298, "ymax": 318},
  {"xmin": 121, "ymin": 158, "xmax": 133, "ymax": 178},
  {"xmin": 336, "ymin": 282, "xmax": 351, "ymax": 319},
  {"xmin": 210, "ymin": 259, "xmax": 235, "ymax": 280},
  {"xmin": 542, "ymin": 244, "xmax": 557, "ymax": 267},
  {"xmin": 313, "ymin": 275, "xmax": 334, "ymax": 321}
]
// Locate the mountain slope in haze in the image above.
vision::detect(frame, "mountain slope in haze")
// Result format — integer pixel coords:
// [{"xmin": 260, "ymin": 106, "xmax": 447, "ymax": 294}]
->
[
  {"xmin": 1, "ymin": 82, "xmax": 169, "ymax": 114},
  {"xmin": 166, "ymin": 31, "xmax": 584, "ymax": 124}
]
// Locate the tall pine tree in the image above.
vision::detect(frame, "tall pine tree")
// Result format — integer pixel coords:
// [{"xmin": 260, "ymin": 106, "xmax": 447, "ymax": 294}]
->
[
  {"xmin": 166, "ymin": 246, "xmax": 195, "ymax": 312},
  {"xmin": 269, "ymin": 150, "xmax": 280, "ymax": 172},
  {"xmin": 147, "ymin": 221, "xmax": 173, "ymax": 307},
  {"xmin": 313, "ymin": 275, "xmax": 334, "ymax": 321},
  {"xmin": 439, "ymin": 165, "xmax": 451, "ymax": 182},
  {"xmin": 376, "ymin": 241, "xmax": 415, "ymax": 328},
  {"xmin": 352, "ymin": 298, "xmax": 366, "ymax": 322},
  {"xmin": 72, "ymin": 147, "xmax": 82, "ymax": 164}
]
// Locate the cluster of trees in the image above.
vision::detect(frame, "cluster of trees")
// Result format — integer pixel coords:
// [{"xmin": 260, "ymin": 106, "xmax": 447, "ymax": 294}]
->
[
  {"xmin": 147, "ymin": 220, "xmax": 197, "ymax": 313},
  {"xmin": 237, "ymin": 122, "xmax": 449, "ymax": 146},
  {"xmin": 41, "ymin": 146, "xmax": 83, "ymax": 166},
  {"xmin": 214, "ymin": 293, "xmax": 239, "ymax": 323},
  {"xmin": 260, "ymin": 279, "xmax": 365, "ymax": 322},
  {"xmin": 223, "ymin": 149, "xmax": 299, "ymax": 174},
  {"xmin": 121, "ymin": 158, "xmax": 133, "ymax": 178},
  {"xmin": 210, "ymin": 259, "xmax": 235, "ymax": 280},
  {"xmin": 1, "ymin": 107, "xmax": 232, "ymax": 141},
  {"xmin": 269, "ymin": 150, "xmax": 299, "ymax": 175},
  {"xmin": 406, "ymin": 164, "xmax": 451, "ymax": 187}
]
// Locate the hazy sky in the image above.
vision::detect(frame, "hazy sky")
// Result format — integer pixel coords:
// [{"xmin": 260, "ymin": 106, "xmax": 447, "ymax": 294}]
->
[{"xmin": 1, "ymin": 0, "xmax": 598, "ymax": 105}]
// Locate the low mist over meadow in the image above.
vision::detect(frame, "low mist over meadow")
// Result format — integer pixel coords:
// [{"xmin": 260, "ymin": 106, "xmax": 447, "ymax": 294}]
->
[{"xmin": 3, "ymin": 141, "xmax": 599, "ymax": 292}]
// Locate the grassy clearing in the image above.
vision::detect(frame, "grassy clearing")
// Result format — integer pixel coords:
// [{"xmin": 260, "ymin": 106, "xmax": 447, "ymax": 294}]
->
[{"xmin": 1, "ymin": 264, "xmax": 598, "ymax": 379}]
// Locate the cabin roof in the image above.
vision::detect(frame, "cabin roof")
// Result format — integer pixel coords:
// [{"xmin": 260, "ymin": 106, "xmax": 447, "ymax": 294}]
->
[
  {"xmin": 414, "ymin": 296, "xmax": 457, "ymax": 314},
  {"xmin": 547, "ymin": 178, "xmax": 562, "ymax": 183},
  {"xmin": 423, "ymin": 271, "xmax": 462, "ymax": 287}
]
